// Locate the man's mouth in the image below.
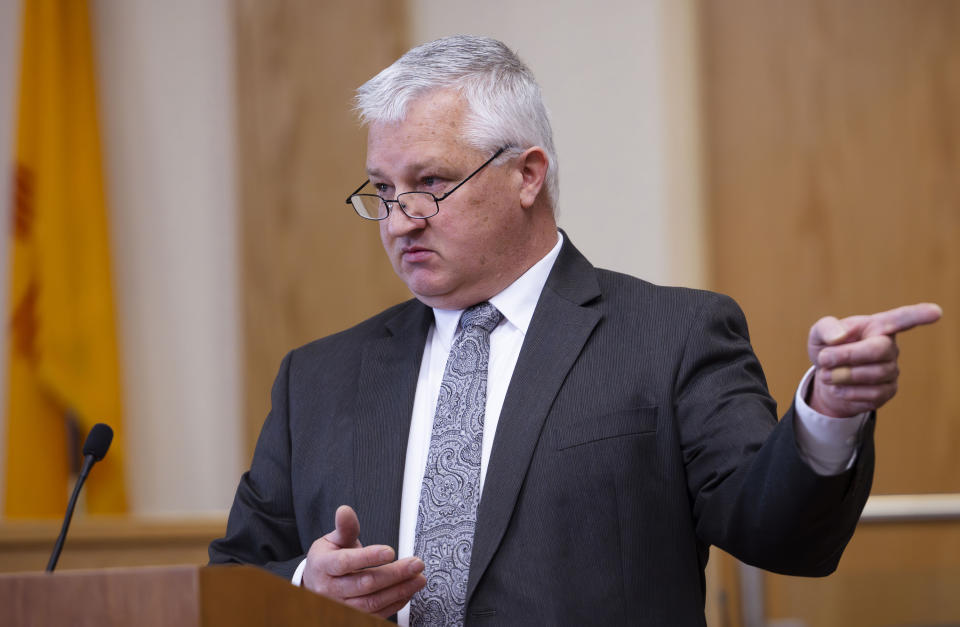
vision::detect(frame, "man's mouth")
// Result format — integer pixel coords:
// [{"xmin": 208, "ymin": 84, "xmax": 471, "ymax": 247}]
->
[{"xmin": 401, "ymin": 245, "xmax": 433, "ymax": 262}]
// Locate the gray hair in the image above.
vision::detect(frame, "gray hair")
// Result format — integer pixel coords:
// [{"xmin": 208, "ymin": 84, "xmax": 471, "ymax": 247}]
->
[{"xmin": 355, "ymin": 35, "xmax": 559, "ymax": 209}]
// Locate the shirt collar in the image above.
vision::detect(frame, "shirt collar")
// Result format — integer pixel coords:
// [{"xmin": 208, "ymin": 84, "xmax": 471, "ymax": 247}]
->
[{"xmin": 432, "ymin": 231, "xmax": 564, "ymax": 345}]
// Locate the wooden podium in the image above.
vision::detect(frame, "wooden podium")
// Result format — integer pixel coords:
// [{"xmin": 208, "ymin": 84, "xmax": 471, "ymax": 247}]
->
[{"xmin": 0, "ymin": 565, "xmax": 387, "ymax": 626}]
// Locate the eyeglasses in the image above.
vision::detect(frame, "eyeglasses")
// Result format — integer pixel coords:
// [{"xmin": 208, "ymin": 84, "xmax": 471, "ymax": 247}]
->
[{"xmin": 345, "ymin": 147, "xmax": 508, "ymax": 221}]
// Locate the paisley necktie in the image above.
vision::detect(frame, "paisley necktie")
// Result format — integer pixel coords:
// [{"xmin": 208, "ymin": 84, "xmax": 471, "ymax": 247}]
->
[{"xmin": 410, "ymin": 302, "xmax": 502, "ymax": 626}]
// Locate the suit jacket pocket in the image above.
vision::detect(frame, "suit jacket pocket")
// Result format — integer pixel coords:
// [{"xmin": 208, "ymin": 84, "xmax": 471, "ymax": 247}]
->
[{"xmin": 556, "ymin": 406, "xmax": 658, "ymax": 450}]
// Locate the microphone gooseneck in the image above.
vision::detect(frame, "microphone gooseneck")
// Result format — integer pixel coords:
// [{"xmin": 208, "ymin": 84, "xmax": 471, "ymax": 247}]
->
[{"xmin": 46, "ymin": 423, "xmax": 114, "ymax": 572}]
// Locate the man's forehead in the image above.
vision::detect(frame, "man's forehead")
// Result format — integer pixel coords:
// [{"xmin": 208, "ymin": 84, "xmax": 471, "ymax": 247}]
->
[
  {"xmin": 364, "ymin": 99, "xmax": 477, "ymax": 175},
  {"xmin": 367, "ymin": 89, "xmax": 468, "ymax": 138}
]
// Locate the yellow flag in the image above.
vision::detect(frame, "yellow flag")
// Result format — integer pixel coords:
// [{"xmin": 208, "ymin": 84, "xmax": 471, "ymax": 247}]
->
[{"xmin": 5, "ymin": 0, "xmax": 126, "ymax": 517}]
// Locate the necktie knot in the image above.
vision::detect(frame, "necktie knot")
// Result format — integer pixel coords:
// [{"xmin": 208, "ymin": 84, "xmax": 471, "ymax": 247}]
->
[{"xmin": 460, "ymin": 302, "xmax": 501, "ymax": 334}]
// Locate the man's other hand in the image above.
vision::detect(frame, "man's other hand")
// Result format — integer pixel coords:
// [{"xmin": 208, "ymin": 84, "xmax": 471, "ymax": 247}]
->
[
  {"xmin": 303, "ymin": 505, "xmax": 426, "ymax": 617},
  {"xmin": 807, "ymin": 303, "xmax": 942, "ymax": 418}
]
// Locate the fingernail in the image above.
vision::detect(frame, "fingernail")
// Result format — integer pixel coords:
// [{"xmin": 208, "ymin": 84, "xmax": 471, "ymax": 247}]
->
[
  {"xmin": 824, "ymin": 322, "xmax": 845, "ymax": 344},
  {"xmin": 819, "ymin": 352, "xmax": 835, "ymax": 368},
  {"xmin": 409, "ymin": 558, "xmax": 424, "ymax": 574},
  {"xmin": 379, "ymin": 548, "xmax": 393, "ymax": 561}
]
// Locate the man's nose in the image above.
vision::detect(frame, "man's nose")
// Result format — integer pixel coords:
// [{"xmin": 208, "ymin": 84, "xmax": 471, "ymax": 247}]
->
[{"xmin": 383, "ymin": 201, "xmax": 426, "ymax": 237}]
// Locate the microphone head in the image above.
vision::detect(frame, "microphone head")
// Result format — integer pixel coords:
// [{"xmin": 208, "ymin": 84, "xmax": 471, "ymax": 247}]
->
[{"xmin": 82, "ymin": 423, "xmax": 113, "ymax": 461}]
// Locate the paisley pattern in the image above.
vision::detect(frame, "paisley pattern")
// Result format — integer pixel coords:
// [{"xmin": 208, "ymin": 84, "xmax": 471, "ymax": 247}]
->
[{"xmin": 410, "ymin": 302, "xmax": 501, "ymax": 627}]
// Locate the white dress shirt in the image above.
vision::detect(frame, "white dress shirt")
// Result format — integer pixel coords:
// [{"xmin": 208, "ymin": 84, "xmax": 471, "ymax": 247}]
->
[{"xmin": 295, "ymin": 231, "xmax": 869, "ymax": 626}]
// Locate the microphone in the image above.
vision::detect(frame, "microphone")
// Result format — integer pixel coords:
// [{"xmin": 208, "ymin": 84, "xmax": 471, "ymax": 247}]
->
[{"xmin": 46, "ymin": 423, "xmax": 114, "ymax": 572}]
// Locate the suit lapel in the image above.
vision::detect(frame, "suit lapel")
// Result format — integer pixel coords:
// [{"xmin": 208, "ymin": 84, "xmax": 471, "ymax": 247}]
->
[
  {"xmin": 467, "ymin": 237, "xmax": 602, "ymax": 600},
  {"xmin": 353, "ymin": 300, "xmax": 432, "ymax": 550}
]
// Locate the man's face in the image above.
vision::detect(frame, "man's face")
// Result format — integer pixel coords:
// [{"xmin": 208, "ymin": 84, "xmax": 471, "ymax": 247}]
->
[{"xmin": 367, "ymin": 90, "xmax": 532, "ymax": 310}]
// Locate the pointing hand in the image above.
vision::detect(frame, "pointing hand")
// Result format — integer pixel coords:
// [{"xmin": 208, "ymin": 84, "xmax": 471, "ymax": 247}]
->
[{"xmin": 807, "ymin": 303, "xmax": 942, "ymax": 417}]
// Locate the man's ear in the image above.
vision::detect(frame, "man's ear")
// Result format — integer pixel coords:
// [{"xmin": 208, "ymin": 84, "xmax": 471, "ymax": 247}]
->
[{"xmin": 517, "ymin": 147, "xmax": 549, "ymax": 209}]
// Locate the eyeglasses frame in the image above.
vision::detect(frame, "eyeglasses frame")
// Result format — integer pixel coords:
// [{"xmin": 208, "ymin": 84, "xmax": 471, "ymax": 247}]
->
[{"xmin": 344, "ymin": 146, "xmax": 509, "ymax": 221}]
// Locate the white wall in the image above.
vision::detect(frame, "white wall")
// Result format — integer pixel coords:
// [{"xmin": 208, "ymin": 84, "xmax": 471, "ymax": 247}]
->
[
  {"xmin": 89, "ymin": 0, "xmax": 241, "ymax": 515},
  {"xmin": 410, "ymin": 0, "xmax": 705, "ymax": 288}
]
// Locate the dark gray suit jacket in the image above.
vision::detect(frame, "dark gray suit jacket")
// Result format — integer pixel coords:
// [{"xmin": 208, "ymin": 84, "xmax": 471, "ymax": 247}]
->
[{"xmin": 210, "ymin": 237, "xmax": 873, "ymax": 625}]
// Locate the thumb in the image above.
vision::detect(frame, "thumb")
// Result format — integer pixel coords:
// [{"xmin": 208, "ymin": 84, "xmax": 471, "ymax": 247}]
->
[
  {"xmin": 808, "ymin": 316, "xmax": 849, "ymax": 362},
  {"xmin": 326, "ymin": 505, "xmax": 362, "ymax": 548}
]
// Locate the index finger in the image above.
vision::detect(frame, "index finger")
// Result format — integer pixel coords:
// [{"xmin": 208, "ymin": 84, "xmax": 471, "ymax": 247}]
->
[
  {"xmin": 320, "ymin": 544, "xmax": 397, "ymax": 577},
  {"xmin": 863, "ymin": 303, "xmax": 942, "ymax": 337}
]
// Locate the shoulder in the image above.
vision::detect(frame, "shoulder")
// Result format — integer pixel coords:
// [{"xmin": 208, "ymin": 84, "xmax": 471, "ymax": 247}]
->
[
  {"xmin": 592, "ymin": 267, "xmax": 746, "ymax": 323},
  {"xmin": 552, "ymin": 233, "xmax": 741, "ymax": 317}
]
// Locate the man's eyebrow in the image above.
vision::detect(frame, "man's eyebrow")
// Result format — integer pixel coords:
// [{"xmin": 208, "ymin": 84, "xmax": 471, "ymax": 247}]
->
[{"xmin": 366, "ymin": 160, "xmax": 453, "ymax": 178}]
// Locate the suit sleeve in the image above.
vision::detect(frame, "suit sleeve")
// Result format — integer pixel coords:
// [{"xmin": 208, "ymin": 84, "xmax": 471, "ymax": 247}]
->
[
  {"xmin": 675, "ymin": 293, "xmax": 874, "ymax": 576},
  {"xmin": 208, "ymin": 351, "xmax": 306, "ymax": 579}
]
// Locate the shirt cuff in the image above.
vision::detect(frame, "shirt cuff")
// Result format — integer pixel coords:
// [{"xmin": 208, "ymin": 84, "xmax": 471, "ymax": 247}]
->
[
  {"xmin": 793, "ymin": 366, "xmax": 869, "ymax": 475},
  {"xmin": 291, "ymin": 557, "xmax": 307, "ymax": 586}
]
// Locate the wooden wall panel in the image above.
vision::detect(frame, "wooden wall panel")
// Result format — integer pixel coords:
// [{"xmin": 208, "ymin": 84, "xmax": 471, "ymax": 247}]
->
[
  {"xmin": 0, "ymin": 518, "xmax": 224, "ymax": 573},
  {"xmin": 701, "ymin": 0, "xmax": 960, "ymax": 495},
  {"xmin": 766, "ymin": 522, "xmax": 960, "ymax": 626},
  {"xmin": 701, "ymin": 1, "xmax": 960, "ymax": 625},
  {"xmin": 234, "ymin": 1, "xmax": 411, "ymax": 457}
]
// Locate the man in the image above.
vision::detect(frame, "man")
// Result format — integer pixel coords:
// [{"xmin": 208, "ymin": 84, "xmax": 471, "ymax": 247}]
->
[{"xmin": 210, "ymin": 36, "xmax": 941, "ymax": 625}]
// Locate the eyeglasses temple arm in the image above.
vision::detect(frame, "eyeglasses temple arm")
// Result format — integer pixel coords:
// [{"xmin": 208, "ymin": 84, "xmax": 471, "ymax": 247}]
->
[
  {"xmin": 436, "ymin": 147, "xmax": 507, "ymax": 202},
  {"xmin": 345, "ymin": 179, "xmax": 371, "ymax": 203}
]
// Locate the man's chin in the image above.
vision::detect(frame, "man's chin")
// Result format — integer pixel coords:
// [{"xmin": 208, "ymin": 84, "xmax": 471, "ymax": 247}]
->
[
  {"xmin": 401, "ymin": 272, "xmax": 491, "ymax": 310},
  {"xmin": 410, "ymin": 289, "xmax": 455, "ymax": 309},
  {"xmin": 402, "ymin": 275, "xmax": 450, "ymax": 304},
  {"xmin": 408, "ymin": 283, "xmax": 478, "ymax": 311}
]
